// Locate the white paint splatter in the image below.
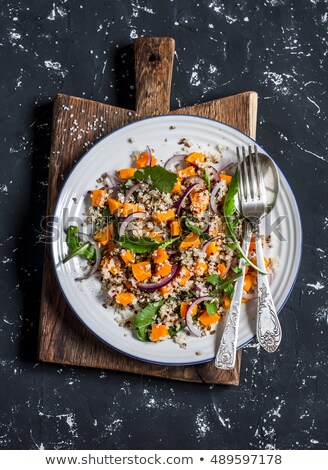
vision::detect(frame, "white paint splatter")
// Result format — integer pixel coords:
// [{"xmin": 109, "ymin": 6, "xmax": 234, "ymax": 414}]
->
[
  {"xmin": 314, "ymin": 304, "xmax": 328, "ymax": 324},
  {"xmin": 195, "ymin": 411, "xmax": 210, "ymax": 439},
  {"xmin": 226, "ymin": 15, "xmax": 237, "ymax": 24},
  {"xmin": 292, "ymin": 142, "xmax": 327, "ymax": 162},
  {"xmin": 214, "ymin": 407, "xmax": 231, "ymax": 428},
  {"xmin": 307, "ymin": 281, "xmax": 325, "ymax": 293},
  {"xmin": 263, "ymin": 71, "xmax": 296, "ymax": 96},
  {"xmin": 131, "ymin": 1, "xmax": 155, "ymax": 17},
  {"xmin": 190, "ymin": 61, "xmax": 204, "ymax": 87},
  {"xmin": 105, "ymin": 419, "xmax": 123, "ymax": 435},
  {"xmin": 130, "ymin": 29, "xmax": 138, "ymax": 39},
  {"xmin": 47, "ymin": 3, "xmax": 68, "ymax": 20},
  {"xmin": 44, "ymin": 60, "xmax": 68, "ymax": 78},
  {"xmin": 307, "ymin": 96, "xmax": 321, "ymax": 114},
  {"xmin": 0, "ymin": 184, "xmax": 8, "ymax": 195},
  {"xmin": 9, "ymin": 31, "xmax": 21, "ymax": 41}
]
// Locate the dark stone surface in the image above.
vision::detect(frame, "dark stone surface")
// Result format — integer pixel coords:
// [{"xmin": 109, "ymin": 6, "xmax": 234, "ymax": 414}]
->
[{"xmin": 0, "ymin": 0, "xmax": 327, "ymax": 450}]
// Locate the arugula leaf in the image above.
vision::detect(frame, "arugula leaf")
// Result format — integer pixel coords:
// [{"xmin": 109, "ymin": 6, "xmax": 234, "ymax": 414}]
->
[
  {"xmin": 206, "ymin": 272, "xmax": 243, "ymax": 300},
  {"xmin": 232, "ymin": 266, "xmax": 242, "ymax": 275},
  {"xmin": 134, "ymin": 165, "xmax": 177, "ymax": 193},
  {"xmin": 63, "ymin": 242, "xmax": 91, "ymax": 263},
  {"xmin": 66, "ymin": 226, "xmax": 80, "ymax": 251},
  {"xmin": 159, "ymin": 236, "xmax": 182, "ymax": 249},
  {"xmin": 200, "ymin": 233, "xmax": 211, "ymax": 241},
  {"xmin": 169, "ymin": 324, "xmax": 186, "ymax": 337},
  {"xmin": 206, "ymin": 272, "xmax": 242, "ymax": 289},
  {"xmin": 223, "ymin": 171, "xmax": 267, "ymax": 275},
  {"xmin": 134, "ymin": 300, "xmax": 165, "ymax": 341},
  {"xmin": 204, "ymin": 167, "xmax": 211, "ymax": 191},
  {"xmin": 119, "ymin": 235, "xmax": 159, "ymax": 253},
  {"xmin": 205, "ymin": 301, "xmax": 218, "ymax": 316},
  {"xmin": 119, "ymin": 234, "xmax": 181, "ymax": 253},
  {"xmin": 64, "ymin": 226, "xmax": 95, "ymax": 263},
  {"xmin": 101, "ymin": 206, "xmax": 111, "ymax": 219},
  {"xmin": 181, "ymin": 216, "xmax": 203, "ymax": 236},
  {"xmin": 168, "ymin": 326, "xmax": 178, "ymax": 337}
]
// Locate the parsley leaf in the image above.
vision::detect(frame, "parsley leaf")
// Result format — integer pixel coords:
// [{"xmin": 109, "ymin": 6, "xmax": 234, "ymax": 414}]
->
[
  {"xmin": 134, "ymin": 300, "xmax": 165, "ymax": 341},
  {"xmin": 119, "ymin": 235, "xmax": 159, "ymax": 253},
  {"xmin": 134, "ymin": 165, "xmax": 177, "ymax": 193},
  {"xmin": 204, "ymin": 167, "xmax": 211, "ymax": 191},
  {"xmin": 205, "ymin": 301, "xmax": 218, "ymax": 316}
]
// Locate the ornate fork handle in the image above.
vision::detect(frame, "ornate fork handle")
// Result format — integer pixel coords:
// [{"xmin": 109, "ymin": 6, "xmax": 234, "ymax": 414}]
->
[
  {"xmin": 254, "ymin": 225, "xmax": 282, "ymax": 352},
  {"xmin": 215, "ymin": 225, "xmax": 251, "ymax": 369}
]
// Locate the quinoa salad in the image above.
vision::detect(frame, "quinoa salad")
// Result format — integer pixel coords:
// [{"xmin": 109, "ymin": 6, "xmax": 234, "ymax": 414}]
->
[{"xmin": 64, "ymin": 146, "xmax": 276, "ymax": 345}]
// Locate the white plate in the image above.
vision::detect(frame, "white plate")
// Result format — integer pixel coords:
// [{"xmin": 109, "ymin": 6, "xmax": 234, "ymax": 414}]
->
[{"xmin": 51, "ymin": 115, "xmax": 302, "ymax": 365}]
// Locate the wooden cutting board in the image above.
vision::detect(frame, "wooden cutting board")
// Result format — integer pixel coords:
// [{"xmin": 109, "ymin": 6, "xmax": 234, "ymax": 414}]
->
[{"xmin": 38, "ymin": 37, "xmax": 257, "ymax": 385}]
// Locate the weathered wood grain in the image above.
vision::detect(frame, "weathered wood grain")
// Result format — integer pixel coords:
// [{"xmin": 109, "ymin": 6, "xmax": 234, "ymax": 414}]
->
[
  {"xmin": 38, "ymin": 37, "xmax": 257, "ymax": 385},
  {"xmin": 135, "ymin": 37, "xmax": 175, "ymax": 116}
]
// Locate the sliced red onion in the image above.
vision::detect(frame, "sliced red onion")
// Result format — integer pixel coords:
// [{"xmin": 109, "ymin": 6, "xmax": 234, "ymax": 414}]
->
[
  {"xmin": 164, "ymin": 154, "xmax": 188, "ymax": 171},
  {"xmin": 137, "ymin": 264, "xmax": 179, "ymax": 291},
  {"xmin": 105, "ymin": 173, "xmax": 123, "ymax": 190},
  {"xmin": 219, "ymin": 261, "xmax": 231, "ymax": 277},
  {"xmin": 125, "ymin": 183, "xmax": 143, "ymax": 201},
  {"xmin": 209, "ymin": 166, "xmax": 220, "ymax": 182},
  {"xmin": 119, "ymin": 212, "xmax": 147, "ymax": 237},
  {"xmin": 174, "ymin": 183, "xmax": 198, "ymax": 215},
  {"xmin": 102, "ymin": 173, "xmax": 119, "ymax": 190},
  {"xmin": 184, "ymin": 175, "xmax": 206, "ymax": 187},
  {"xmin": 202, "ymin": 236, "xmax": 220, "ymax": 254},
  {"xmin": 75, "ymin": 232, "xmax": 101, "ymax": 281},
  {"xmin": 210, "ymin": 183, "xmax": 221, "ymax": 214},
  {"xmin": 185, "ymin": 296, "xmax": 215, "ymax": 337},
  {"xmin": 166, "ymin": 248, "xmax": 178, "ymax": 255},
  {"xmin": 146, "ymin": 146, "xmax": 152, "ymax": 166}
]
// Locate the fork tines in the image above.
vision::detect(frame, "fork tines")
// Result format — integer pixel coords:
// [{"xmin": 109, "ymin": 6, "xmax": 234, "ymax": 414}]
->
[{"xmin": 236, "ymin": 145, "xmax": 265, "ymax": 201}]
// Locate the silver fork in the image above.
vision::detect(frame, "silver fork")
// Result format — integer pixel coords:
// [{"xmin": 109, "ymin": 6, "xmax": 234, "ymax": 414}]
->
[
  {"xmin": 241, "ymin": 145, "xmax": 282, "ymax": 353},
  {"xmin": 215, "ymin": 145, "xmax": 282, "ymax": 370}
]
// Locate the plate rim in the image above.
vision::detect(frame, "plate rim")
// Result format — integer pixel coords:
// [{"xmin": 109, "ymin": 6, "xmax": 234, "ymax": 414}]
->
[{"xmin": 50, "ymin": 113, "xmax": 303, "ymax": 366}]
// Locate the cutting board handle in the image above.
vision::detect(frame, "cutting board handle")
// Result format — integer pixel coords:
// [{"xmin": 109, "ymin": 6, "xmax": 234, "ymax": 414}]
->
[{"xmin": 134, "ymin": 37, "xmax": 175, "ymax": 117}]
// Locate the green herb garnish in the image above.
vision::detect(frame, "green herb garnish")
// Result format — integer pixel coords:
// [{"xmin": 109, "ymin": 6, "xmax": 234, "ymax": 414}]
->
[
  {"xmin": 181, "ymin": 216, "xmax": 203, "ymax": 236},
  {"xmin": 64, "ymin": 226, "xmax": 95, "ymax": 263},
  {"xmin": 204, "ymin": 167, "xmax": 211, "ymax": 191},
  {"xmin": 159, "ymin": 236, "xmax": 182, "ymax": 249},
  {"xmin": 223, "ymin": 171, "xmax": 267, "ymax": 274},
  {"xmin": 133, "ymin": 165, "xmax": 177, "ymax": 193},
  {"xmin": 134, "ymin": 300, "xmax": 165, "ymax": 341},
  {"xmin": 119, "ymin": 234, "xmax": 182, "ymax": 253},
  {"xmin": 207, "ymin": 272, "xmax": 243, "ymax": 300},
  {"xmin": 119, "ymin": 235, "xmax": 159, "ymax": 254},
  {"xmin": 204, "ymin": 300, "xmax": 218, "ymax": 316}
]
